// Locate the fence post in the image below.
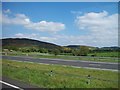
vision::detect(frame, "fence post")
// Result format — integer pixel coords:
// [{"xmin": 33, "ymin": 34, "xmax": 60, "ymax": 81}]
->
[
  {"xmin": 87, "ymin": 74, "xmax": 91, "ymax": 85},
  {"xmin": 50, "ymin": 70, "xmax": 53, "ymax": 76}
]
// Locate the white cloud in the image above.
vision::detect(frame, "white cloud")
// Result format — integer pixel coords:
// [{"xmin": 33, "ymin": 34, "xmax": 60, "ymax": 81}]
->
[
  {"xmin": 15, "ymin": 33, "xmax": 38, "ymax": 39},
  {"xmin": 3, "ymin": 14, "xmax": 31, "ymax": 25},
  {"xmin": 14, "ymin": 33, "xmax": 57, "ymax": 44},
  {"xmin": 76, "ymin": 11, "xmax": 117, "ymax": 30},
  {"xmin": 2, "ymin": 10, "xmax": 65, "ymax": 33},
  {"xmin": 3, "ymin": 9, "xmax": 11, "ymax": 14},
  {"xmin": 26, "ymin": 20, "xmax": 65, "ymax": 32},
  {"xmin": 75, "ymin": 11, "xmax": 118, "ymax": 47}
]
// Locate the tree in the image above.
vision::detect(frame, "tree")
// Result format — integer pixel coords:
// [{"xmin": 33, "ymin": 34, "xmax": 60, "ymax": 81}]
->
[
  {"xmin": 79, "ymin": 46, "xmax": 89, "ymax": 56},
  {"xmin": 62, "ymin": 47, "xmax": 72, "ymax": 53},
  {"xmin": 38, "ymin": 48, "xmax": 48, "ymax": 53},
  {"xmin": 72, "ymin": 49, "xmax": 79, "ymax": 56},
  {"xmin": 53, "ymin": 49, "xmax": 60, "ymax": 56}
]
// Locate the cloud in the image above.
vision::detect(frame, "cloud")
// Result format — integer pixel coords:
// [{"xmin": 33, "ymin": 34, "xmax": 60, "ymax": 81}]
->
[
  {"xmin": 75, "ymin": 11, "xmax": 118, "ymax": 47},
  {"xmin": 15, "ymin": 33, "xmax": 38, "ymax": 39},
  {"xmin": 2, "ymin": 13, "xmax": 30, "ymax": 25},
  {"xmin": 3, "ymin": 9, "xmax": 11, "ymax": 14},
  {"xmin": 76, "ymin": 11, "xmax": 117, "ymax": 30},
  {"xmin": 14, "ymin": 33, "xmax": 57, "ymax": 43},
  {"xmin": 25, "ymin": 20, "xmax": 65, "ymax": 32},
  {"xmin": 2, "ymin": 10, "xmax": 65, "ymax": 33}
]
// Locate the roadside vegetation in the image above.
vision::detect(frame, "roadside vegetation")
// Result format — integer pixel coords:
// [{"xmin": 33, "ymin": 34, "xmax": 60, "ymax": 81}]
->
[{"xmin": 2, "ymin": 60, "xmax": 119, "ymax": 88}]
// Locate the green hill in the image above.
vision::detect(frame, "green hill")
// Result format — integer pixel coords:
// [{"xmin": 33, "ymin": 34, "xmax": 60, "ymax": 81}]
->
[
  {"xmin": 66, "ymin": 45, "xmax": 97, "ymax": 50},
  {"xmin": 1, "ymin": 38, "xmax": 62, "ymax": 50}
]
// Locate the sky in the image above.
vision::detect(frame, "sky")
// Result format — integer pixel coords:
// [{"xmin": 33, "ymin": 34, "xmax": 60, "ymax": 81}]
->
[{"xmin": 1, "ymin": 2, "xmax": 118, "ymax": 47}]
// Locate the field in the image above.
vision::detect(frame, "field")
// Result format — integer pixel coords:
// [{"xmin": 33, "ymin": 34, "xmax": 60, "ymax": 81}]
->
[
  {"xmin": 2, "ymin": 59, "xmax": 119, "ymax": 88},
  {"xmin": 89, "ymin": 52, "xmax": 118, "ymax": 57}
]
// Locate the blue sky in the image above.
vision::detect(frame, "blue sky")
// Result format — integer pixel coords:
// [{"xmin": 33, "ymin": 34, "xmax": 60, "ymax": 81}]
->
[{"xmin": 2, "ymin": 2, "xmax": 118, "ymax": 47}]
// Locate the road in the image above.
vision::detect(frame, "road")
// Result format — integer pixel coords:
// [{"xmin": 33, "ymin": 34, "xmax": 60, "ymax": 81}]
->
[
  {"xmin": 1, "ymin": 76, "xmax": 38, "ymax": 89},
  {"xmin": 2, "ymin": 55, "xmax": 119, "ymax": 71}
]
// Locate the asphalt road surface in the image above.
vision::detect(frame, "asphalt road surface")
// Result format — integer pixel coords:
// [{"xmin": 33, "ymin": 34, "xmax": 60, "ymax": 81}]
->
[
  {"xmin": 2, "ymin": 55, "xmax": 119, "ymax": 71},
  {"xmin": 1, "ymin": 76, "xmax": 38, "ymax": 90}
]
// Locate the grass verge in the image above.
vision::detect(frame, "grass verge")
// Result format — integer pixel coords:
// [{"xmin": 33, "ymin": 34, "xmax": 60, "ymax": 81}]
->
[
  {"xmin": 35, "ymin": 55, "xmax": 119, "ymax": 63},
  {"xmin": 2, "ymin": 59, "xmax": 119, "ymax": 88}
]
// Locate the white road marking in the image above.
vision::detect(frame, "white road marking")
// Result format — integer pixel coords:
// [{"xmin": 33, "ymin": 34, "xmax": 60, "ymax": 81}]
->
[
  {"xmin": 0, "ymin": 80, "xmax": 23, "ymax": 90},
  {"xmin": 89, "ymin": 64, "xmax": 101, "ymax": 66}
]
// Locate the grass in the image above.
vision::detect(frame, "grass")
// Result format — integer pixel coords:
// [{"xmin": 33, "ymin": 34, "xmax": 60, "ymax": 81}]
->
[
  {"xmin": 36, "ymin": 55, "xmax": 119, "ymax": 63},
  {"xmin": 2, "ymin": 59, "xmax": 119, "ymax": 88},
  {"xmin": 89, "ymin": 52, "xmax": 119, "ymax": 57}
]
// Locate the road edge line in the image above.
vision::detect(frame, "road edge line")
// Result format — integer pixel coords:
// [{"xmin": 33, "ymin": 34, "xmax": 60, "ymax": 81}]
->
[{"xmin": 0, "ymin": 80, "xmax": 23, "ymax": 90}]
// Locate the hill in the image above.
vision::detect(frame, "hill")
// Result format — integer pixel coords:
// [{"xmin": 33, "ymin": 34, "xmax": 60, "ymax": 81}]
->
[
  {"xmin": 1, "ymin": 38, "xmax": 62, "ymax": 50},
  {"xmin": 66, "ymin": 45, "xmax": 97, "ymax": 50}
]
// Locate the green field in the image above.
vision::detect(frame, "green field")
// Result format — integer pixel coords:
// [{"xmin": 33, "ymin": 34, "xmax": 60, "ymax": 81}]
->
[
  {"xmin": 89, "ymin": 52, "xmax": 119, "ymax": 57},
  {"xmin": 2, "ymin": 59, "xmax": 119, "ymax": 88}
]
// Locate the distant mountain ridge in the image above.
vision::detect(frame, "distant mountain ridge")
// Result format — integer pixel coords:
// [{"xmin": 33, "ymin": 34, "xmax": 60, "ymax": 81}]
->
[{"xmin": 1, "ymin": 38, "xmax": 61, "ymax": 49}]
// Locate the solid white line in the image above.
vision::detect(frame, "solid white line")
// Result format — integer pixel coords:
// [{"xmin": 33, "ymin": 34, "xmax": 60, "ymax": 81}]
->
[
  {"xmin": 89, "ymin": 64, "xmax": 101, "ymax": 66},
  {"xmin": 0, "ymin": 80, "xmax": 23, "ymax": 90}
]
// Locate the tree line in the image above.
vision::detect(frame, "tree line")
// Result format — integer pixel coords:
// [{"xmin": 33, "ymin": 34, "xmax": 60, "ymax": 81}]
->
[
  {"xmin": 3, "ymin": 46, "xmax": 90, "ymax": 56},
  {"xmin": 2, "ymin": 46, "xmax": 119, "ymax": 56}
]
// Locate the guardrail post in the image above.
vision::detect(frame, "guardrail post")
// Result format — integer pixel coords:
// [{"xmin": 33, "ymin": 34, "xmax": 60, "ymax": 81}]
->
[
  {"xmin": 87, "ymin": 74, "xmax": 91, "ymax": 85},
  {"xmin": 50, "ymin": 70, "xmax": 53, "ymax": 76}
]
